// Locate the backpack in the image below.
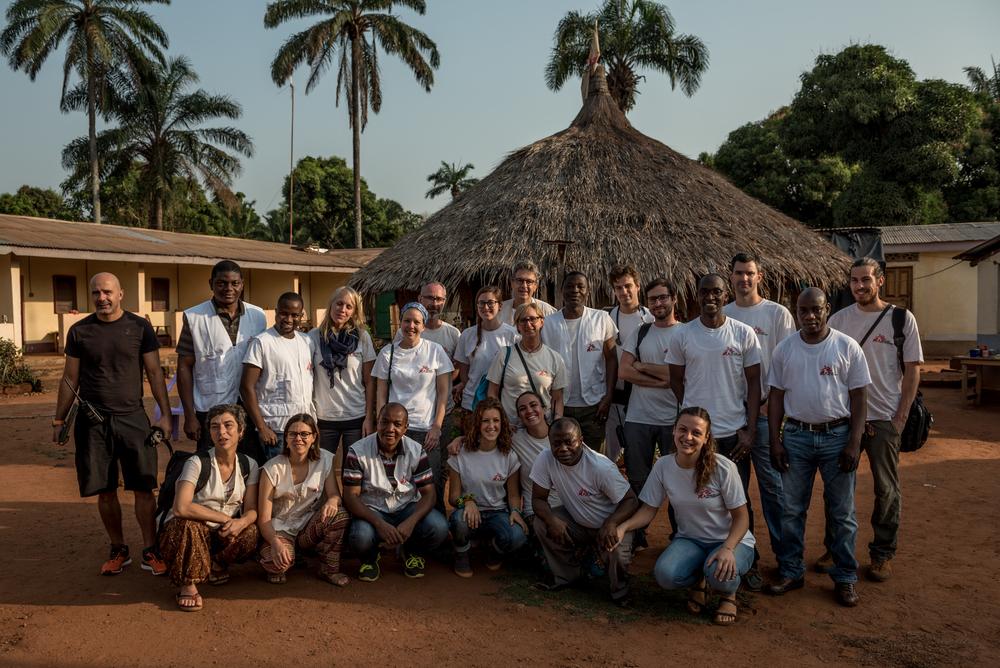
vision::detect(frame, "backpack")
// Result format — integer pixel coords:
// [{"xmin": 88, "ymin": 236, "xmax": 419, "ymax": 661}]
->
[
  {"xmin": 891, "ymin": 307, "xmax": 933, "ymax": 453},
  {"xmin": 156, "ymin": 442, "xmax": 252, "ymax": 535},
  {"xmin": 616, "ymin": 322, "xmax": 654, "ymax": 407}
]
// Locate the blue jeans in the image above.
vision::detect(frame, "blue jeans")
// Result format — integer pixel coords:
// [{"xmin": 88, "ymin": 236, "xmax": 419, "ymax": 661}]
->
[
  {"xmin": 715, "ymin": 433, "xmax": 759, "ymax": 566},
  {"xmin": 777, "ymin": 422, "xmax": 858, "ymax": 584},
  {"xmin": 450, "ymin": 508, "xmax": 527, "ymax": 554},
  {"xmin": 751, "ymin": 416, "xmax": 784, "ymax": 556},
  {"xmin": 653, "ymin": 537, "xmax": 755, "ymax": 595},
  {"xmin": 347, "ymin": 503, "xmax": 448, "ymax": 561}
]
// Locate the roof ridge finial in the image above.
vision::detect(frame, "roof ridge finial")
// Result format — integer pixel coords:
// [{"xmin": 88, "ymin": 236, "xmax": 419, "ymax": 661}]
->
[{"xmin": 580, "ymin": 20, "xmax": 601, "ymax": 101}]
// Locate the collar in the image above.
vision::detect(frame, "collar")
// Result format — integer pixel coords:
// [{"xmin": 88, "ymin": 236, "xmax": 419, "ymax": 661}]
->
[{"xmin": 211, "ymin": 299, "xmax": 245, "ymax": 318}]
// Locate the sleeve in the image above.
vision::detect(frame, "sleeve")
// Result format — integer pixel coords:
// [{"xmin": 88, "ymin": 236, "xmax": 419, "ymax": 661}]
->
[
  {"xmin": 602, "ymin": 311, "xmax": 618, "ymax": 342},
  {"xmin": 341, "ymin": 449, "xmax": 364, "ymax": 486},
  {"xmin": 529, "ymin": 452, "xmax": 553, "ymax": 490},
  {"xmin": 262, "ymin": 460, "xmax": 280, "ymax": 487},
  {"xmin": 447, "ymin": 454, "xmax": 461, "ymax": 473},
  {"xmin": 742, "ymin": 326, "xmax": 762, "ymax": 368},
  {"xmin": 768, "ymin": 341, "xmax": 787, "ymax": 391},
  {"xmin": 775, "ymin": 307, "xmax": 796, "ymax": 345},
  {"xmin": 177, "ymin": 456, "xmax": 202, "ymax": 486},
  {"xmin": 718, "ymin": 459, "xmax": 748, "ymax": 510},
  {"xmin": 599, "ymin": 461, "xmax": 631, "ymax": 504},
  {"xmin": 550, "ymin": 349, "xmax": 568, "ymax": 391},
  {"xmin": 64, "ymin": 325, "xmax": 81, "ymax": 358},
  {"xmin": 411, "ymin": 453, "xmax": 434, "ymax": 487},
  {"xmin": 175, "ymin": 314, "xmax": 194, "ymax": 357},
  {"xmin": 371, "ymin": 345, "xmax": 391, "ymax": 380},
  {"xmin": 903, "ymin": 311, "xmax": 924, "ymax": 364},
  {"xmin": 484, "ymin": 347, "xmax": 506, "ymax": 384},
  {"xmin": 435, "ymin": 343, "xmax": 455, "ymax": 375},
  {"xmin": 246, "ymin": 460, "xmax": 261, "ymax": 486},
  {"xmin": 361, "ymin": 331, "xmax": 377, "ymax": 363},
  {"xmin": 846, "ymin": 340, "xmax": 873, "ymax": 390},
  {"xmin": 638, "ymin": 459, "xmax": 666, "ymax": 507},
  {"xmin": 139, "ymin": 319, "xmax": 160, "ymax": 354},
  {"xmin": 242, "ymin": 336, "xmax": 264, "ymax": 368},
  {"xmin": 507, "ymin": 451, "xmax": 521, "ymax": 475},
  {"xmin": 664, "ymin": 327, "xmax": 686, "ymax": 365},
  {"xmin": 453, "ymin": 329, "xmax": 472, "ymax": 365}
]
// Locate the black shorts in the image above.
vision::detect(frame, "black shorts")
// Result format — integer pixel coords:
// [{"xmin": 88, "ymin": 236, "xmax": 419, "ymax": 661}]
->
[{"xmin": 74, "ymin": 407, "xmax": 157, "ymax": 497}]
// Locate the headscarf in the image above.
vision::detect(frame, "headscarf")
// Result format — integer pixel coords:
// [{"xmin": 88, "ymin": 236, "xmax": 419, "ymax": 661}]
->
[{"xmin": 400, "ymin": 301, "xmax": 429, "ymax": 325}]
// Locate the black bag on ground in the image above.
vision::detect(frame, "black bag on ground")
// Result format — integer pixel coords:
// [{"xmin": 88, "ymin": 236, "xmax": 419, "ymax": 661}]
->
[
  {"xmin": 155, "ymin": 443, "xmax": 251, "ymax": 534},
  {"xmin": 891, "ymin": 307, "xmax": 933, "ymax": 452}
]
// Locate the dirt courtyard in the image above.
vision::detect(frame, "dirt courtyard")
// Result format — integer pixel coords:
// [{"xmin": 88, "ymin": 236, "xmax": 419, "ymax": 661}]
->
[{"xmin": 0, "ymin": 376, "xmax": 997, "ymax": 667}]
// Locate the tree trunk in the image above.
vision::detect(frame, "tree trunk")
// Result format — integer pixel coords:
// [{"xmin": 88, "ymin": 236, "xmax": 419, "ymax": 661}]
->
[
  {"xmin": 86, "ymin": 48, "xmax": 101, "ymax": 224},
  {"xmin": 451, "ymin": 184, "xmax": 460, "ymax": 199},
  {"xmin": 154, "ymin": 195, "xmax": 163, "ymax": 231},
  {"xmin": 351, "ymin": 33, "xmax": 363, "ymax": 249}
]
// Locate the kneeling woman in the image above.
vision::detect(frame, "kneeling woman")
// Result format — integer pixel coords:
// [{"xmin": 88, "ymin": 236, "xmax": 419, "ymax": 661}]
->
[
  {"xmin": 616, "ymin": 407, "xmax": 755, "ymax": 625},
  {"xmin": 258, "ymin": 414, "xmax": 351, "ymax": 586},
  {"xmin": 159, "ymin": 404, "xmax": 261, "ymax": 612},
  {"xmin": 448, "ymin": 398, "xmax": 528, "ymax": 577}
]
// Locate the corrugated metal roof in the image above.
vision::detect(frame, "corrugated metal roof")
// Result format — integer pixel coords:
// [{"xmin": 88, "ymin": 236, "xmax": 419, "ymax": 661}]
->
[
  {"xmin": 0, "ymin": 214, "xmax": 383, "ymax": 272},
  {"xmin": 878, "ymin": 221, "xmax": 1000, "ymax": 246}
]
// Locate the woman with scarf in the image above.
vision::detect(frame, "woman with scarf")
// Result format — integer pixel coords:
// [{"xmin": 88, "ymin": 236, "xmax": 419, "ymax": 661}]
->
[{"xmin": 309, "ymin": 286, "xmax": 376, "ymax": 455}]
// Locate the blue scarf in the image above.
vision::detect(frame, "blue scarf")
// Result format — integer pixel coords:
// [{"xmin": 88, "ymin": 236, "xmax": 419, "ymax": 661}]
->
[{"xmin": 319, "ymin": 328, "xmax": 360, "ymax": 387}]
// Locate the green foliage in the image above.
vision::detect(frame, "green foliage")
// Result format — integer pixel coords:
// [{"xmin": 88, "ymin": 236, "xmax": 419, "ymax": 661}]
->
[
  {"xmin": 0, "ymin": 185, "xmax": 82, "ymax": 220},
  {"xmin": 945, "ymin": 60, "xmax": 1000, "ymax": 221},
  {"xmin": 545, "ymin": 0, "xmax": 709, "ymax": 113},
  {"xmin": 425, "ymin": 161, "xmax": 478, "ymax": 199},
  {"xmin": 0, "ymin": 338, "xmax": 38, "ymax": 388}
]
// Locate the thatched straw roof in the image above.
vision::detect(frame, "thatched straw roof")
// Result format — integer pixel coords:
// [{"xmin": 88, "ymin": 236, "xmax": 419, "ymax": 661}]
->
[{"xmin": 351, "ymin": 65, "xmax": 850, "ymax": 300}]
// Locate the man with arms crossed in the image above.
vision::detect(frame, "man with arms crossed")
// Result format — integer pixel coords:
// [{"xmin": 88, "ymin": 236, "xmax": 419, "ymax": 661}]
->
[
  {"xmin": 766, "ymin": 288, "xmax": 870, "ymax": 607},
  {"xmin": 828, "ymin": 257, "xmax": 922, "ymax": 582},
  {"xmin": 723, "ymin": 253, "xmax": 795, "ymax": 561},
  {"xmin": 498, "ymin": 260, "xmax": 556, "ymax": 325},
  {"xmin": 53, "ymin": 272, "xmax": 173, "ymax": 576}
]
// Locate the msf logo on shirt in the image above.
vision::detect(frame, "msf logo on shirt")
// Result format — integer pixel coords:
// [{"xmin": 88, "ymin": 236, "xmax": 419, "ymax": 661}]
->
[
  {"xmin": 871, "ymin": 334, "xmax": 894, "ymax": 345},
  {"xmin": 577, "ymin": 487, "xmax": 594, "ymax": 497},
  {"xmin": 721, "ymin": 346, "xmax": 741, "ymax": 357},
  {"xmin": 696, "ymin": 487, "xmax": 720, "ymax": 499},
  {"xmin": 820, "ymin": 365, "xmax": 835, "ymax": 376},
  {"xmin": 419, "ymin": 365, "xmax": 432, "ymax": 373},
  {"xmin": 586, "ymin": 342, "xmax": 598, "ymax": 352},
  {"xmin": 491, "ymin": 473, "xmax": 504, "ymax": 481},
  {"xmin": 754, "ymin": 326, "xmax": 767, "ymax": 337}
]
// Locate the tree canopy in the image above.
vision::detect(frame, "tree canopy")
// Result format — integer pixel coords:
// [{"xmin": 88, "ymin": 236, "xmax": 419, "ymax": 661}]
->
[{"xmin": 425, "ymin": 161, "xmax": 478, "ymax": 200}]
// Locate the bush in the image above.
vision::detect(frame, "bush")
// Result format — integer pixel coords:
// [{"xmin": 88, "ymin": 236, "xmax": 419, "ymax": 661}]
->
[{"xmin": 0, "ymin": 338, "xmax": 39, "ymax": 389}]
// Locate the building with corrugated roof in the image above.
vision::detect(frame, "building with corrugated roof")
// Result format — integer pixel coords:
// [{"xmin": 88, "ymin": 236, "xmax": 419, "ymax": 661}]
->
[{"xmin": 0, "ymin": 214, "xmax": 382, "ymax": 352}]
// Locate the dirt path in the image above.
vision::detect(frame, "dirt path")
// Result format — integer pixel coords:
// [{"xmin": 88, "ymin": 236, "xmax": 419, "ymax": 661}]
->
[{"xmin": 0, "ymin": 383, "xmax": 997, "ymax": 667}]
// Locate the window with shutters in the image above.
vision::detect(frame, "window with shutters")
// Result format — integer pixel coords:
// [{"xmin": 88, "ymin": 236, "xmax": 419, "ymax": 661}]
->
[
  {"xmin": 53, "ymin": 275, "xmax": 77, "ymax": 314},
  {"xmin": 151, "ymin": 277, "xmax": 170, "ymax": 312}
]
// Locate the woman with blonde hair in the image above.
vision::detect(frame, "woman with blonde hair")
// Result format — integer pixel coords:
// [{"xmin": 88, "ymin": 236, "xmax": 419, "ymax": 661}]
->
[
  {"xmin": 309, "ymin": 286, "xmax": 376, "ymax": 454},
  {"xmin": 615, "ymin": 407, "xmax": 755, "ymax": 626}
]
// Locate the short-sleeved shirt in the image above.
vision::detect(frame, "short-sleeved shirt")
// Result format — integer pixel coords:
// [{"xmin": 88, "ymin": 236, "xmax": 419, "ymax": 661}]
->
[
  {"xmin": 371, "ymin": 339, "xmax": 454, "ymax": 431},
  {"xmin": 664, "ymin": 318, "xmax": 762, "ymax": 438},
  {"xmin": 530, "ymin": 447, "xmax": 630, "ymax": 529},
  {"xmin": 723, "ymin": 300, "xmax": 796, "ymax": 399},
  {"xmin": 610, "ymin": 306, "xmax": 654, "ymax": 393},
  {"xmin": 485, "ymin": 343, "xmax": 567, "ymax": 427},
  {"xmin": 499, "ymin": 298, "xmax": 556, "ymax": 326},
  {"xmin": 342, "ymin": 439, "xmax": 434, "ymax": 513},
  {"xmin": 448, "ymin": 446, "xmax": 520, "ymax": 511},
  {"xmin": 176, "ymin": 300, "xmax": 245, "ymax": 356},
  {"xmin": 640, "ymin": 454, "xmax": 755, "ymax": 548},
  {"xmin": 396, "ymin": 322, "xmax": 462, "ymax": 411},
  {"xmin": 309, "ymin": 328, "xmax": 376, "ymax": 421},
  {"xmin": 454, "ymin": 323, "xmax": 519, "ymax": 410},
  {"xmin": 623, "ymin": 322, "xmax": 681, "ymax": 426},
  {"xmin": 769, "ymin": 329, "xmax": 872, "ymax": 424},
  {"xmin": 829, "ymin": 304, "xmax": 924, "ymax": 421},
  {"xmin": 262, "ymin": 450, "xmax": 336, "ymax": 536},
  {"xmin": 164, "ymin": 449, "xmax": 260, "ymax": 528},
  {"xmin": 511, "ymin": 429, "xmax": 559, "ymax": 514},
  {"xmin": 64, "ymin": 312, "xmax": 160, "ymax": 414},
  {"xmin": 243, "ymin": 329, "xmax": 315, "ymax": 432}
]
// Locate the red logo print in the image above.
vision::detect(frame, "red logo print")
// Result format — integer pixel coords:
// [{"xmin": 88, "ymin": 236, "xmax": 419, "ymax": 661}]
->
[
  {"xmin": 820, "ymin": 365, "xmax": 834, "ymax": 376},
  {"xmin": 872, "ymin": 334, "xmax": 893, "ymax": 345},
  {"xmin": 419, "ymin": 365, "xmax": 432, "ymax": 373},
  {"xmin": 537, "ymin": 370, "xmax": 552, "ymax": 378},
  {"xmin": 491, "ymin": 473, "xmax": 504, "ymax": 481},
  {"xmin": 722, "ymin": 346, "xmax": 741, "ymax": 357},
  {"xmin": 586, "ymin": 342, "xmax": 598, "ymax": 352},
  {"xmin": 754, "ymin": 326, "xmax": 767, "ymax": 336},
  {"xmin": 577, "ymin": 487, "xmax": 593, "ymax": 497},
  {"xmin": 696, "ymin": 487, "xmax": 720, "ymax": 499}
]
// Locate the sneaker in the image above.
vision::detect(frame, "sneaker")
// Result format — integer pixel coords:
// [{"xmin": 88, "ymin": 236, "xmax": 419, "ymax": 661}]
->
[
  {"xmin": 835, "ymin": 582, "xmax": 860, "ymax": 607},
  {"xmin": 100, "ymin": 545, "xmax": 132, "ymax": 576},
  {"xmin": 358, "ymin": 554, "xmax": 381, "ymax": 582},
  {"xmin": 404, "ymin": 553, "xmax": 426, "ymax": 578},
  {"xmin": 867, "ymin": 558, "xmax": 893, "ymax": 582},
  {"xmin": 813, "ymin": 550, "xmax": 834, "ymax": 574},
  {"xmin": 141, "ymin": 548, "xmax": 167, "ymax": 576},
  {"xmin": 454, "ymin": 550, "xmax": 473, "ymax": 578},
  {"xmin": 742, "ymin": 565, "xmax": 764, "ymax": 592}
]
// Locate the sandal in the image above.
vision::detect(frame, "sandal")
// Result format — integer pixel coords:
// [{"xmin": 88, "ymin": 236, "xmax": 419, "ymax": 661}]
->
[
  {"xmin": 267, "ymin": 572, "xmax": 287, "ymax": 585},
  {"xmin": 319, "ymin": 571, "xmax": 351, "ymax": 587},
  {"xmin": 175, "ymin": 591, "xmax": 203, "ymax": 612},
  {"xmin": 714, "ymin": 593, "xmax": 738, "ymax": 626},
  {"xmin": 207, "ymin": 563, "xmax": 230, "ymax": 586},
  {"xmin": 686, "ymin": 578, "xmax": 708, "ymax": 615}
]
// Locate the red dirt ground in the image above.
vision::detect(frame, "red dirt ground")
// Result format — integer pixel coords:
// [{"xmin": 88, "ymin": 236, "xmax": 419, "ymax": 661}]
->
[{"xmin": 0, "ymin": 370, "xmax": 997, "ymax": 667}]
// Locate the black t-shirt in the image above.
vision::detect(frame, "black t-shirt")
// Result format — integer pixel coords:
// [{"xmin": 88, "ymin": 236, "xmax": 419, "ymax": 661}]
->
[{"xmin": 64, "ymin": 312, "xmax": 160, "ymax": 414}]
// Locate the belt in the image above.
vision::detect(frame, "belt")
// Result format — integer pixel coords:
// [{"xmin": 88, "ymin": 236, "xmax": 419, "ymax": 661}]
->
[{"xmin": 786, "ymin": 417, "xmax": 850, "ymax": 432}]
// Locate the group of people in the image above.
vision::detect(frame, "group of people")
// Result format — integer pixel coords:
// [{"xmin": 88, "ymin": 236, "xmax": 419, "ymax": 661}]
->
[{"xmin": 54, "ymin": 253, "xmax": 922, "ymax": 622}]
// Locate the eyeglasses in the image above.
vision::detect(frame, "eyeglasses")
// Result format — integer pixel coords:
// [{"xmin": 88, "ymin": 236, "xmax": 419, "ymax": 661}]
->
[
  {"xmin": 477, "ymin": 300, "xmax": 500, "ymax": 308},
  {"xmin": 287, "ymin": 431, "xmax": 314, "ymax": 440},
  {"xmin": 513, "ymin": 278, "xmax": 537, "ymax": 286},
  {"xmin": 421, "ymin": 296, "xmax": 446, "ymax": 303},
  {"xmin": 517, "ymin": 316, "xmax": 542, "ymax": 325},
  {"xmin": 648, "ymin": 294, "xmax": 674, "ymax": 303}
]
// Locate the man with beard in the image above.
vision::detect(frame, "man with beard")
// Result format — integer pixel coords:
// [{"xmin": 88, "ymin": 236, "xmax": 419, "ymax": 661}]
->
[
  {"xmin": 667, "ymin": 273, "xmax": 764, "ymax": 589},
  {"xmin": 828, "ymin": 258, "xmax": 923, "ymax": 582},
  {"xmin": 766, "ymin": 288, "xmax": 870, "ymax": 607},
  {"xmin": 542, "ymin": 272, "xmax": 618, "ymax": 453},
  {"xmin": 177, "ymin": 260, "xmax": 267, "ymax": 454}
]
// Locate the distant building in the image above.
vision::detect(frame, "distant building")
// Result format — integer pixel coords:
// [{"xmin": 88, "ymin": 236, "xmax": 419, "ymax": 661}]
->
[
  {"xmin": 0, "ymin": 214, "xmax": 382, "ymax": 352},
  {"xmin": 954, "ymin": 231, "xmax": 1000, "ymax": 350}
]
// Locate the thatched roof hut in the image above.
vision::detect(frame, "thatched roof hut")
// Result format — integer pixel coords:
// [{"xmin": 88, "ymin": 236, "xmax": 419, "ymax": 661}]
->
[{"xmin": 351, "ymin": 65, "xmax": 849, "ymax": 304}]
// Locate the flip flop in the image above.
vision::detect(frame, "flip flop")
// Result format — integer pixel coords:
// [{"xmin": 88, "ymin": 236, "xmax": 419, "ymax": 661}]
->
[
  {"xmin": 207, "ymin": 567, "xmax": 230, "ymax": 586},
  {"xmin": 320, "ymin": 571, "xmax": 351, "ymax": 587},
  {"xmin": 267, "ymin": 572, "xmax": 287, "ymax": 584},
  {"xmin": 175, "ymin": 592, "xmax": 203, "ymax": 612}
]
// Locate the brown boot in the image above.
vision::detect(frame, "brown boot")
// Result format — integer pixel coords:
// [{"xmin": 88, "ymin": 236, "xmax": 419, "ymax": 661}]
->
[{"xmin": 867, "ymin": 558, "xmax": 893, "ymax": 582}]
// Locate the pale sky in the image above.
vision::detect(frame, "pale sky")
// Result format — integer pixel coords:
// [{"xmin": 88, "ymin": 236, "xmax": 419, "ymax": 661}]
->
[{"xmin": 2, "ymin": 0, "xmax": 998, "ymax": 219}]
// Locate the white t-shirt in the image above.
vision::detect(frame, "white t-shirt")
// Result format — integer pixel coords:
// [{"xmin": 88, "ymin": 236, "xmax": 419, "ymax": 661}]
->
[
  {"xmin": 610, "ymin": 306, "xmax": 654, "ymax": 394},
  {"xmin": 511, "ymin": 429, "xmax": 560, "ymax": 514},
  {"xmin": 499, "ymin": 297, "xmax": 556, "ymax": 326},
  {"xmin": 723, "ymin": 300, "xmax": 795, "ymax": 399},
  {"xmin": 664, "ymin": 318, "xmax": 762, "ymax": 438},
  {"xmin": 398, "ymin": 321, "xmax": 461, "ymax": 411},
  {"xmin": 623, "ymin": 322, "xmax": 681, "ymax": 426},
  {"xmin": 640, "ymin": 454, "xmax": 755, "ymax": 548},
  {"xmin": 164, "ymin": 450, "xmax": 261, "ymax": 528},
  {"xmin": 530, "ymin": 447, "xmax": 630, "ymax": 529},
  {"xmin": 372, "ymin": 339, "xmax": 454, "ymax": 431},
  {"xmin": 262, "ymin": 449, "xmax": 336, "ymax": 536},
  {"xmin": 485, "ymin": 343, "xmax": 567, "ymax": 427},
  {"xmin": 769, "ymin": 329, "xmax": 872, "ymax": 424},
  {"xmin": 563, "ymin": 318, "xmax": 585, "ymax": 406},
  {"xmin": 448, "ymin": 446, "xmax": 520, "ymax": 511},
  {"xmin": 829, "ymin": 304, "xmax": 924, "ymax": 422},
  {"xmin": 309, "ymin": 328, "xmax": 376, "ymax": 421},
  {"xmin": 454, "ymin": 323, "xmax": 519, "ymax": 410},
  {"xmin": 243, "ymin": 329, "xmax": 315, "ymax": 433}
]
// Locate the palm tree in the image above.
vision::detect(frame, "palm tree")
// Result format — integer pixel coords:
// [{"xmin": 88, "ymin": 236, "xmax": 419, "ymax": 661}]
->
[
  {"xmin": 965, "ymin": 57, "xmax": 1000, "ymax": 101},
  {"xmin": 545, "ymin": 0, "xmax": 709, "ymax": 113},
  {"xmin": 425, "ymin": 161, "xmax": 478, "ymax": 200},
  {"xmin": 1, "ymin": 0, "xmax": 169, "ymax": 225},
  {"xmin": 61, "ymin": 56, "xmax": 254, "ymax": 230},
  {"xmin": 264, "ymin": 0, "xmax": 440, "ymax": 249}
]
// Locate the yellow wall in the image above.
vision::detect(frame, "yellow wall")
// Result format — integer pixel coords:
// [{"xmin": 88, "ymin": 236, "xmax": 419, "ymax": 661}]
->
[
  {"xmin": 0, "ymin": 255, "xmax": 21, "ymax": 345},
  {"xmin": 20, "ymin": 256, "xmax": 89, "ymax": 344},
  {"xmin": 889, "ymin": 251, "xmax": 978, "ymax": 351}
]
